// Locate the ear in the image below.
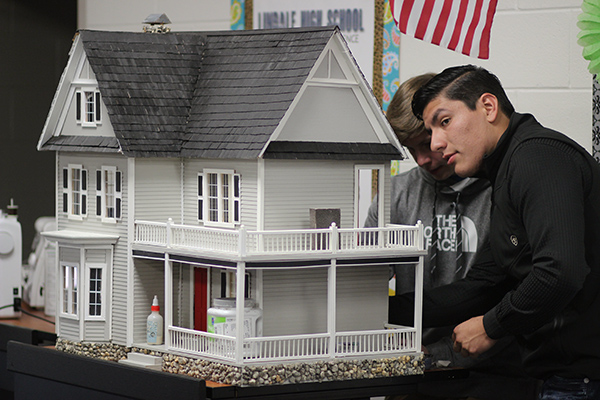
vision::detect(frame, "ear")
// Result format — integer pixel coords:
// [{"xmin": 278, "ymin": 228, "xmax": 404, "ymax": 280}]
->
[{"xmin": 479, "ymin": 93, "xmax": 499, "ymax": 122}]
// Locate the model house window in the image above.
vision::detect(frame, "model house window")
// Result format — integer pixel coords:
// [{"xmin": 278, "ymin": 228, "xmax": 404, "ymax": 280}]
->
[
  {"xmin": 96, "ymin": 167, "xmax": 122, "ymax": 222},
  {"xmin": 62, "ymin": 264, "xmax": 79, "ymax": 317},
  {"xmin": 75, "ymin": 88, "xmax": 101, "ymax": 127},
  {"xmin": 198, "ymin": 170, "xmax": 240, "ymax": 226},
  {"xmin": 63, "ymin": 165, "xmax": 88, "ymax": 219},
  {"xmin": 87, "ymin": 266, "xmax": 103, "ymax": 318}
]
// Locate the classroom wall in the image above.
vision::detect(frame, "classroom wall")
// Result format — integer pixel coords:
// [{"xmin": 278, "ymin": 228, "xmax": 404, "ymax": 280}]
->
[
  {"xmin": 78, "ymin": 0, "xmax": 230, "ymax": 32},
  {"xmin": 78, "ymin": 0, "xmax": 592, "ymax": 168},
  {"xmin": 397, "ymin": 0, "xmax": 591, "ymax": 166}
]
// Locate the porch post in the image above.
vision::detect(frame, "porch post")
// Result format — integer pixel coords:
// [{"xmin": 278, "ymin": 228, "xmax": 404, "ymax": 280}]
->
[
  {"xmin": 413, "ymin": 255, "xmax": 423, "ymax": 352},
  {"xmin": 414, "ymin": 221, "xmax": 424, "ymax": 352},
  {"xmin": 235, "ymin": 261, "xmax": 246, "ymax": 364},
  {"xmin": 327, "ymin": 258, "xmax": 337, "ymax": 359},
  {"xmin": 165, "ymin": 253, "xmax": 173, "ymax": 348}
]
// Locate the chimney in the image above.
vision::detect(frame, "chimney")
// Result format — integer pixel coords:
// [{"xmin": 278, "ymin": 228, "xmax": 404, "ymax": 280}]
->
[{"xmin": 143, "ymin": 13, "xmax": 171, "ymax": 33}]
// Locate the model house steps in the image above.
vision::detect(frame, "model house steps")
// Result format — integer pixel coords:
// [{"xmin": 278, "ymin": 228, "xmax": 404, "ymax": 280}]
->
[{"xmin": 118, "ymin": 352, "xmax": 163, "ymax": 371}]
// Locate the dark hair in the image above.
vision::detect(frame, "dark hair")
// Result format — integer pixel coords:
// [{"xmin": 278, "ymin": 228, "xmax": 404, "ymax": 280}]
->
[{"xmin": 411, "ymin": 65, "xmax": 515, "ymax": 120}]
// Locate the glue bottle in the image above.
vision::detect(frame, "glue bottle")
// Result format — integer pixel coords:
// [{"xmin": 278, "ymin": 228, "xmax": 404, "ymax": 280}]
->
[{"xmin": 146, "ymin": 295, "xmax": 163, "ymax": 345}]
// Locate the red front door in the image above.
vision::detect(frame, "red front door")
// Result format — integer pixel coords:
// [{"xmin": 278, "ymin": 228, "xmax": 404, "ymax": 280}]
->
[{"xmin": 193, "ymin": 268, "xmax": 208, "ymax": 331}]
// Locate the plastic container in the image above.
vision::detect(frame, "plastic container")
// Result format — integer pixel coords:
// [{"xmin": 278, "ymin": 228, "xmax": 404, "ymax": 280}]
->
[
  {"xmin": 146, "ymin": 295, "xmax": 164, "ymax": 345},
  {"xmin": 207, "ymin": 297, "xmax": 262, "ymax": 338},
  {"xmin": 0, "ymin": 199, "xmax": 22, "ymax": 318}
]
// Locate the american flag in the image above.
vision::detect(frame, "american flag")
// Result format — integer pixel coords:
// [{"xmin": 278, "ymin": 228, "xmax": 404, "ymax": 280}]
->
[{"xmin": 389, "ymin": 0, "xmax": 498, "ymax": 59}]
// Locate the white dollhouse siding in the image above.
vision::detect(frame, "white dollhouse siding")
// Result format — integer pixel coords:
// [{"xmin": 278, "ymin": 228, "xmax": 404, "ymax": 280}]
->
[
  {"xmin": 85, "ymin": 249, "xmax": 107, "ymax": 264},
  {"xmin": 382, "ymin": 162, "xmax": 392, "ymax": 226},
  {"xmin": 182, "ymin": 159, "xmax": 258, "ymax": 230},
  {"xmin": 172, "ymin": 263, "xmax": 192, "ymax": 329},
  {"xmin": 262, "ymin": 266, "xmax": 390, "ymax": 336},
  {"xmin": 336, "ymin": 266, "xmax": 389, "ymax": 331},
  {"xmin": 132, "ymin": 258, "xmax": 165, "ymax": 344},
  {"xmin": 59, "ymin": 246, "xmax": 80, "ymax": 263},
  {"xmin": 59, "ymin": 318, "xmax": 80, "ymax": 341},
  {"xmin": 263, "ymin": 160, "xmax": 356, "ymax": 230},
  {"xmin": 84, "ymin": 322, "xmax": 109, "ymax": 341},
  {"xmin": 135, "ymin": 158, "xmax": 182, "ymax": 223},
  {"xmin": 56, "ymin": 152, "xmax": 129, "ymax": 345},
  {"xmin": 262, "ymin": 269, "xmax": 328, "ymax": 336}
]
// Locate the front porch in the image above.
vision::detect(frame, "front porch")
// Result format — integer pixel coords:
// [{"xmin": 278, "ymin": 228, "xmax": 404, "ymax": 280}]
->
[
  {"xmin": 168, "ymin": 325, "xmax": 418, "ymax": 365},
  {"xmin": 131, "ymin": 221, "xmax": 425, "ymax": 366}
]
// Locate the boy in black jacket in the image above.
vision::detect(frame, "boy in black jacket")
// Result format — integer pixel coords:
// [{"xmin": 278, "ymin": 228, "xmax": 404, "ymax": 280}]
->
[{"xmin": 390, "ymin": 65, "xmax": 600, "ymax": 399}]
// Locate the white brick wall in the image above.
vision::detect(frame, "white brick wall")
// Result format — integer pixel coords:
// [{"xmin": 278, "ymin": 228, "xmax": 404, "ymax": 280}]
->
[
  {"xmin": 78, "ymin": 0, "xmax": 230, "ymax": 32},
  {"xmin": 398, "ymin": 1, "xmax": 592, "ymax": 152}
]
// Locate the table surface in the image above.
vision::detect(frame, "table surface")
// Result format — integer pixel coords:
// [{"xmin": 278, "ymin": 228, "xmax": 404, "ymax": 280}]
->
[{"xmin": 0, "ymin": 303, "xmax": 55, "ymax": 333}]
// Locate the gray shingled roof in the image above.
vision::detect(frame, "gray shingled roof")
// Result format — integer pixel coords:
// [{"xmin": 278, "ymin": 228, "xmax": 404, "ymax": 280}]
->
[
  {"xmin": 49, "ymin": 27, "xmax": 403, "ymax": 161},
  {"xmin": 182, "ymin": 29, "xmax": 337, "ymax": 159},
  {"xmin": 80, "ymin": 29, "xmax": 206, "ymax": 157},
  {"xmin": 79, "ymin": 27, "xmax": 337, "ymax": 158}
]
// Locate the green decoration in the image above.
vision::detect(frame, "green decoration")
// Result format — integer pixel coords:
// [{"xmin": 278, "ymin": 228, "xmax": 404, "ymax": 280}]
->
[{"xmin": 578, "ymin": 0, "xmax": 600, "ymax": 78}]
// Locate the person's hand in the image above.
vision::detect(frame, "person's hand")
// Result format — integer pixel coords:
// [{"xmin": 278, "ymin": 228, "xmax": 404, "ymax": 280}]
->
[{"xmin": 452, "ymin": 316, "xmax": 496, "ymax": 357}]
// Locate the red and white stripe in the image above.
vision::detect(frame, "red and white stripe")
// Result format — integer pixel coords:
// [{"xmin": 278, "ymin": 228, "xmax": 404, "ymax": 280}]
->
[{"xmin": 389, "ymin": 0, "xmax": 498, "ymax": 59}]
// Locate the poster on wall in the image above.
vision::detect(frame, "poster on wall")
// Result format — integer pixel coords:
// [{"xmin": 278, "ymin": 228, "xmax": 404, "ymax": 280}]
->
[{"xmin": 252, "ymin": 0, "xmax": 376, "ymax": 87}]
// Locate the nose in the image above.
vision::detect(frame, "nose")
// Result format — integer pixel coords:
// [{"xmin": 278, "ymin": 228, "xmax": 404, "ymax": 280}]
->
[
  {"xmin": 414, "ymin": 151, "xmax": 431, "ymax": 167},
  {"xmin": 430, "ymin": 130, "xmax": 446, "ymax": 153}
]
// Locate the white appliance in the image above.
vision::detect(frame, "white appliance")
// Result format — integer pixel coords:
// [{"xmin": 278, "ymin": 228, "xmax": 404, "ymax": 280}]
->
[
  {"xmin": 22, "ymin": 216, "xmax": 56, "ymax": 314},
  {"xmin": 0, "ymin": 200, "xmax": 22, "ymax": 318}
]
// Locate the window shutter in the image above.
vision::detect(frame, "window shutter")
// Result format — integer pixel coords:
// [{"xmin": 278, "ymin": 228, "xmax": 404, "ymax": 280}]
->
[
  {"xmin": 63, "ymin": 168, "xmax": 69, "ymax": 213},
  {"xmin": 233, "ymin": 174, "xmax": 240, "ymax": 223},
  {"xmin": 76, "ymin": 91, "xmax": 81, "ymax": 122},
  {"xmin": 198, "ymin": 173, "xmax": 204, "ymax": 221},
  {"xmin": 115, "ymin": 171, "xmax": 122, "ymax": 219},
  {"xmin": 81, "ymin": 169, "xmax": 88, "ymax": 216},
  {"xmin": 95, "ymin": 91, "xmax": 101, "ymax": 122},
  {"xmin": 96, "ymin": 170, "xmax": 102, "ymax": 216}
]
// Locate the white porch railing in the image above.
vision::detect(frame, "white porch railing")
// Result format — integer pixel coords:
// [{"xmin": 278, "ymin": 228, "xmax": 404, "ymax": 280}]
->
[
  {"xmin": 134, "ymin": 220, "xmax": 424, "ymax": 257},
  {"xmin": 169, "ymin": 326, "xmax": 237, "ymax": 362},
  {"xmin": 335, "ymin": 329, "xmax": 417, "ymax": 357},
  {"xmin": 168, "ymin": 326, "xmax": 418, "ymax": 364}
]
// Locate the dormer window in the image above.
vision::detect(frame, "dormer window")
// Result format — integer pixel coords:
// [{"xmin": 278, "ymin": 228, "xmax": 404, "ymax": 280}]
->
[{"xmin": 76, "ymin": 88, "xmax": 102, "ymax": 127}]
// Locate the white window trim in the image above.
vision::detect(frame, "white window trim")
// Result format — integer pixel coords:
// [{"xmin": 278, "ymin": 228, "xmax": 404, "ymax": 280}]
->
[
  {"xmin": 354, "ymin": 164, "xmax": 385, "ymax": 228},
  {"xmin": 199, "ymin": 169, "xmax": 240, "ymax": 228},
  {"xmin": 60, "ymin": 262, "xmax": 80, "ymax": 320},
  {"xmin": 75, "ymin": 87, "xmax": 102, "ymax": 127},
  {"xmin": 85, "ymin": 263, "xmax": 106, "ymax": 321},
  {"xmin": 96, "ymin": 166, "xmax": 122, "ymax": 223},
  {"xmin": 64, "ymin": 164, "xmax": 88, "ymax": 221}
]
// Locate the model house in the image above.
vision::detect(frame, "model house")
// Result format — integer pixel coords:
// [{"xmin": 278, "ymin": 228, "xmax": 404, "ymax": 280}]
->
[{"xmin": 37, "ymin": 26, "xmax": 425, "ymax": 382}]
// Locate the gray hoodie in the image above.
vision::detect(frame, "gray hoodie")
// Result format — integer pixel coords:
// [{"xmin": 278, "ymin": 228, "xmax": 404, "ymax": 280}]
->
[{"xmin": 365, "ymin": 166, "xmax": 492, "ymax": 294}]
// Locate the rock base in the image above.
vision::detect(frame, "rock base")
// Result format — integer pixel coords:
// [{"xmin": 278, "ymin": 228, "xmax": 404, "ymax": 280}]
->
[{"xmin": 56, "ymin": 339, "xmax": 424, "ymax": 387}]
